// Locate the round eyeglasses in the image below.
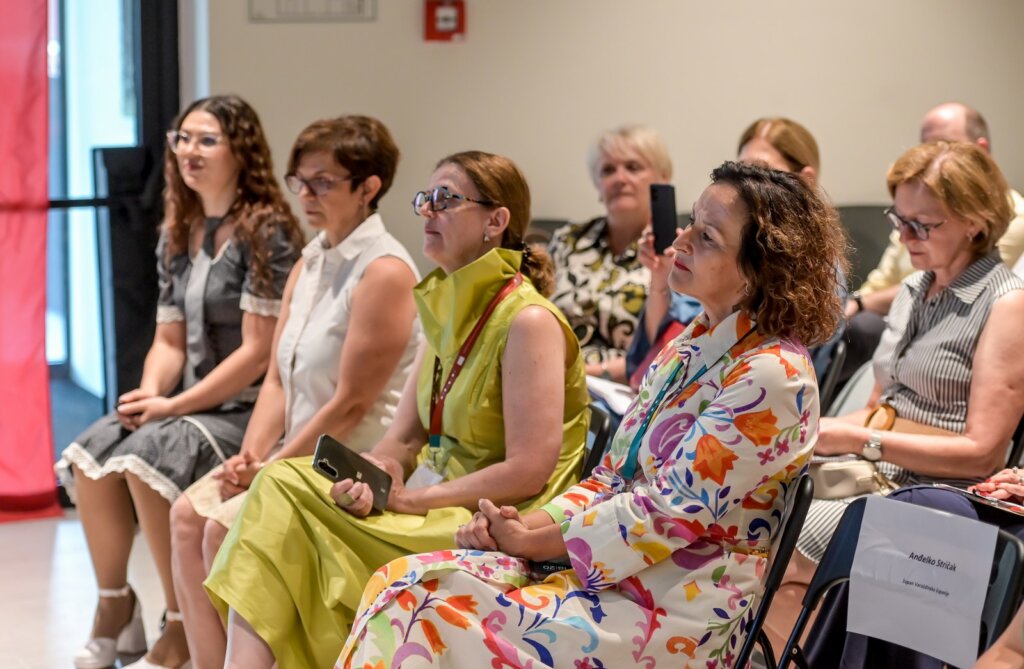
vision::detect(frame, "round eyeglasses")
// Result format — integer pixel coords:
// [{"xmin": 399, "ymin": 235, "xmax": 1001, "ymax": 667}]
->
[
  {"xmin": 884, "ymin": 207, "xmax": 946, "ymax": 241},
  {"xmin": 166, "ymin": 130, "xmax": 225, "ymax": 154},
  {"xmin": 412, "ymin": 186, "xmax": 496, "ymax": 215},
  {"xmin": 285, "ymin": 174, "xmax": 355, "ymax": 197}
]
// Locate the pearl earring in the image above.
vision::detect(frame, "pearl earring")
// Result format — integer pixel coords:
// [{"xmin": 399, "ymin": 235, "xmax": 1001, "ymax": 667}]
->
[{"xmin": 483, "ymin": 232, "xmax": 491, "ymax": 242}]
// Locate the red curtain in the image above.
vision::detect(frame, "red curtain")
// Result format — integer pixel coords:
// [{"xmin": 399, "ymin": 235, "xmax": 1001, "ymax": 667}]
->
[{"xmin": 0, "ymin": 0, "xmax": 59, "ymax": 517}]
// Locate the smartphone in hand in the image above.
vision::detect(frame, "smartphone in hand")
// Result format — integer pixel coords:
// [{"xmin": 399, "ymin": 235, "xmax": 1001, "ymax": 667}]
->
[
  {"xmin": 313, "ymin": 435, "xmax": 392, "ymax": 512},
  {"xmin": 650, "ymin": 183, "xmax": 678, "ymax": 255}
]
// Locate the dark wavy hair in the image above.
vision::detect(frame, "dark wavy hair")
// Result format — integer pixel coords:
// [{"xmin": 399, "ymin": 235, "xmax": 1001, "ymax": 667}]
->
[
  {"xmin": 710, "ymin": 161, "xmax": 848, "ymax": 346},
  {"xmin": 162, "ymin": 94, "xmax": 303, "ymax": 296},
  {"xmin": 436, "ymin": 150, "xmax": 555, "ymax": 296}
]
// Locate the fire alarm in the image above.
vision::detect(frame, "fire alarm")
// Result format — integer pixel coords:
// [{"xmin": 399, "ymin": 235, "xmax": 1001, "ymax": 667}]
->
[{"xmin": 424, "ymin": 0, "xmax": 465, "ymax": 42}]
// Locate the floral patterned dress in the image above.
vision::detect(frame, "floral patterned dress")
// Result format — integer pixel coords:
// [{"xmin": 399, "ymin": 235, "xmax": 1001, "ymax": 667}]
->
[{"xmin": 337, "ymin": 311, "xmax": 819, "ymax": 669}]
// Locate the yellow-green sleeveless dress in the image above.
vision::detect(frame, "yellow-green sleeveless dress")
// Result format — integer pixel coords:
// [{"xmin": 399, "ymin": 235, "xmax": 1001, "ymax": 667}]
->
[{"xmin": 204, "ymin": 248, "xmax": 588, "ymax": 669}]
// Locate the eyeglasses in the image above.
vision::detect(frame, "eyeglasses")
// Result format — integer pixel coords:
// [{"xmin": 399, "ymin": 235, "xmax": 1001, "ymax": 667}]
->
[
  {"xmin": 412, "ymin": 186, "xmax": 496, "ymax": 215},
  {"xmin": 285, "ymin": 174, "xmax": 355, "ymax": 197},
  {"xmin": 884, "ymin": 207, "xmax": 946, "ymax": 241},
  {"xmin": 166, "ymin": 130, "xmax": 225, "ymax": 154}
]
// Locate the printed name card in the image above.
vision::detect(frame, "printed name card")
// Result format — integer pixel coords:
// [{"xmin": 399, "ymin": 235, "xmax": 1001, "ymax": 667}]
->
[{"xmin": 847, "ymin": 495, "xmax": 997, "ymax": 669}]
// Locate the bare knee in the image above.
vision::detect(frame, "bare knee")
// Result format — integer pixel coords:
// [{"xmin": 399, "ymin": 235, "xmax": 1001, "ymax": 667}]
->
[
  {"xmin": 171, "ymin": 495, "xmax": 205, "ymax": 549},
  {"xmin": 202, "ymin": 519, "xmax": 229, "ymax": 564}
]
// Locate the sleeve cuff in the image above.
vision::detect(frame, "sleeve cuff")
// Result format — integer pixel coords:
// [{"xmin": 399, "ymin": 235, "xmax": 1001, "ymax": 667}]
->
[
  {"xmin": 156, "ymin": 305, "xmax": 185, "ymax": 323},
  {"xmin": 240, "ymin": 293, "xmax": 282, "ymax": 317},
  {"xmin": 539, "ymin": 502, "xmax": 567, "ymax": 527}
]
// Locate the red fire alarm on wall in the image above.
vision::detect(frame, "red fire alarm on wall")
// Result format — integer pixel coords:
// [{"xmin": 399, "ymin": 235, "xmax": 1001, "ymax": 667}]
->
[{"xmin": 425, "ymin": 0, "xmax": 465, "ymax": 42}]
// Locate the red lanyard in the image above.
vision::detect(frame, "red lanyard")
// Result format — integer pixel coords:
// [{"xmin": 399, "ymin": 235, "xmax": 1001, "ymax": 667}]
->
[{"xmin": 428, "ymin": 273, "xmax": 523, "ymax": 449}]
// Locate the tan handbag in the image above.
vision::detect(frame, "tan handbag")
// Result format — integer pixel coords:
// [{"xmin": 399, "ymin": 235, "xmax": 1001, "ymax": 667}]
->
[{"xmin": 810, "ymin": 403, "xmax": 953, "ymax": 500}]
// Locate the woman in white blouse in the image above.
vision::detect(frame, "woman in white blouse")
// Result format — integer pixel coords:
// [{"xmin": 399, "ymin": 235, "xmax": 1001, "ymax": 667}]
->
[{"xmin": 166, "ymin": 115, "xmax": 420, "ymax": 669}]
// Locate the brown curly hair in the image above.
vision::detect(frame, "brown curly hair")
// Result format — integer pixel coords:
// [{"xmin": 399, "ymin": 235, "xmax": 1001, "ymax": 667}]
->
[
  {"xmin": 436, "ymin": 151, "xmax": 556, "ymax": 296},
  {"xmin": 710, "ymin": 161, "xmax": 848, "ymax": 346},
  {"xmin": 162, "ymin": 95, "xmax": 303, "ymax": 297}
]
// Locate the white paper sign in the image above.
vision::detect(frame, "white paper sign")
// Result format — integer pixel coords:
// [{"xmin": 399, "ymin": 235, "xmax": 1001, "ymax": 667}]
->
[{"xmin": 847, "ymin": 495, "xmax": 997, "ymax": 668}]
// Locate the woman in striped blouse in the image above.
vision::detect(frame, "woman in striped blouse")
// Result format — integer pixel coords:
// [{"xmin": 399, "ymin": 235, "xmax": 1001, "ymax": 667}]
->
[{"xmin": 764, "ymin": 141, "xmax": 1024, "ymax": 652}]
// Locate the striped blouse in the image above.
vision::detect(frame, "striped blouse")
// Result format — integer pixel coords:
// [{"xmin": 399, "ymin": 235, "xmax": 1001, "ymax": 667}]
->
[{"xmin": 873, "ymin": 251, "xmax": 1024, "ymax": 435}]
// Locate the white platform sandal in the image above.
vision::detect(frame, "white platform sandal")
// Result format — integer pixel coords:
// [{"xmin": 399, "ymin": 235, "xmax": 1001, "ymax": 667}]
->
[
  {"xmin": 122, "ymin": 610, "xmax": 192, "ymax": 669},
  {"xmin": 72, "ymin": 585, "xmax": 147, "ymax": 669}
]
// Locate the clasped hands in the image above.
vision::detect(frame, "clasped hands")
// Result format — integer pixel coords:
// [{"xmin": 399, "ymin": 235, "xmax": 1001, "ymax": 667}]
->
[
  {"xmin": 971, "ymin": 467, "xmax": 1024, "ymax": 503},
  {"xmin": 455, "ymin": 498, "xmax": 532, "ymax": 557},
  {"xmin": 213, "ymin": 451, "xmax": 263, "ymax": 501},
  {"xmin": 116, "ymin": 388, "xmax": 176, "ymax": 431}
]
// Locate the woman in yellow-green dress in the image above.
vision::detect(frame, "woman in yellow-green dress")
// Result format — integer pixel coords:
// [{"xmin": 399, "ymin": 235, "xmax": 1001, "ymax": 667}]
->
[{"xmin": 204, "ymin": 150, "xmax": 589, "ymax": 669}]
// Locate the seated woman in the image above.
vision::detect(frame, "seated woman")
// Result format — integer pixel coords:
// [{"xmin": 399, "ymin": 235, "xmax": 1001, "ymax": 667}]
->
[
  {"xmin": 765, "ymin": 141, "xmax": 1024, "ymax": 653},
  {"xmin": 204, "ymin": 151, "xmax": 590, "ymax": 669},
  {"xmin": 629, "ymin": 116, "xmax": 827, "ymax": 389},
  {"xmin": 549, "ymin": 124, "xmax": 673, "ymax": 383},
  {"xmin": 55, "ymin": 95, "xmax": 303, "ymax": 669},
  {"xmin": 337, "ymin": 161, "xmax": 847, "ymax": 668},
  {"xmin": 168, "ymin": 115, "xmax": 420, "ymax": 669}
]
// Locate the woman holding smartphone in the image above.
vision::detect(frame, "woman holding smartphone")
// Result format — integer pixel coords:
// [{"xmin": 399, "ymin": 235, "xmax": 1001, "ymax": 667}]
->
[{"xmin": 205, "ymin": 151, "xmax": 590, "ymax": 669}]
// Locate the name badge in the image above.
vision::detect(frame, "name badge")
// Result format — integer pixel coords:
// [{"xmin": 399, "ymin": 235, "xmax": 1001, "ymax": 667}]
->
[{"xmin": 406, "ymin": 463, "xmax": 444, "ymax": 490}]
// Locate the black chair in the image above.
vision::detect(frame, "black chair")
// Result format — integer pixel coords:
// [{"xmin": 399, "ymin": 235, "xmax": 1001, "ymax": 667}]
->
[
  {"xmin": 1005, "ymin": 415, "xmax": 1024, "ymax": 468},
  {"xmin": 837, "ymin": 205, "xmax": 890, "ymax": 290},
  {"xmin": 735, "ymin": 474, "xmax": 815, "ymax": 669},
  {"xmin": 777, "ymin": 497, "xmax": 1024, "ymax": 669},
  {"xmin": 816, "ymin": 338, "xmax": 847, "ymax": 413},
  {"xmin": 580, "ymin": 403, "xmax": 612, "ymax": 479}
]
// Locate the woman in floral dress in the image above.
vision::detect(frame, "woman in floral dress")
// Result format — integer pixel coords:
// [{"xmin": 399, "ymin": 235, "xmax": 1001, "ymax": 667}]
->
[{"xmin": 337, "ymin": 161, "xmax": 848, "ymax": 668}]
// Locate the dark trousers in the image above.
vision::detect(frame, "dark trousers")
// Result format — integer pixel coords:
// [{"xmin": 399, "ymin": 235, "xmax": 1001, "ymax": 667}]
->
[{"xmin": 805, "ymin": 485, "xmax": 1024, "ymax": 669}]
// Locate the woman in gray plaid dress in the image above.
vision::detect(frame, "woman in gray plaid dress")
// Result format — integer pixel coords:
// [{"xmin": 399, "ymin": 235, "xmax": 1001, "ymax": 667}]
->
[{"xmin": 56, "ymin": 95, "xmax": 302, "ymax": 669}]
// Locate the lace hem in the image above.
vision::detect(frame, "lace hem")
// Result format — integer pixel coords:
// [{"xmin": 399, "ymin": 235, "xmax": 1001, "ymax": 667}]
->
[
  {"xmin": 240, "ymin": 292, "xmax": 281, "ymax": 317},
  {"xmin": 56, "ymin": 442, "xmax": 183, "ymax": 504}
]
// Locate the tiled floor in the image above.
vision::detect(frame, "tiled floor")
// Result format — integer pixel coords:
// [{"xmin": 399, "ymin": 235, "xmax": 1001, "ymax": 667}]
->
[{"xmin": 0, "ymin": 512, "xmax": 163, "ymax": 669}]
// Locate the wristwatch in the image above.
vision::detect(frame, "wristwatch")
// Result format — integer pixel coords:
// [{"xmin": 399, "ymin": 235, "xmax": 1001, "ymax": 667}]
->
[
  {"xmin": 850, "ymin": 290, "xmax": 864, "ymax": 314},
  {"xmin": 862, "ymin": 430, "xmax": 883, "ymax": 462}
]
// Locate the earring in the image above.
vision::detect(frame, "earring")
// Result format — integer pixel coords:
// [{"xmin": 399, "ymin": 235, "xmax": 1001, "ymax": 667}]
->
[{"xmin": 483, "ymin": 232, "xmax": 491, "ymax": 242}]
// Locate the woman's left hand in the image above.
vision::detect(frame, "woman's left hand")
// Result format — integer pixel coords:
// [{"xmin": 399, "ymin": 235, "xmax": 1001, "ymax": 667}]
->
[
  {"xmin": 478, "ymin": 498, "xmax": 532, "ymax": 557},
  {"xmin": 116, "ymin": 396, "xmax": 177, "ymax": 428},
  {"xmin": 365, "ymin": 454, "xmax": 421, "ymax": 515},
  {"xmin": 973, "ymin": 468, "xmax": 1024, "ymax": 502},
  {"xmin": 814, "ymin": 419, "xmax": 867, "ymax": 457}
]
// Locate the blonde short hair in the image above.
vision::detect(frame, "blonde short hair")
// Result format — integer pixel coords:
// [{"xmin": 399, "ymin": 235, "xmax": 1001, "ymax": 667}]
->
[
  {"xmin": 887, "ymin": 141, "xmax": 1011, "ymax": 257},
  {"xmin": 586, "ymin": 124, "xmax": 673, "ymax": 185}
]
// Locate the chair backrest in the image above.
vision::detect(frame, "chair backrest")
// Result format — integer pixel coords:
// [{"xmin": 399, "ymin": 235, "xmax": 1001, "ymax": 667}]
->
[
  {"xmin": 735, "ymin": 473, "xmax": 815, "ymax": 669},
  {"xmin": 817, "ymin": 338, "xmax": 847, "ymax": 412},
  {"xmin": 580, "ymin": 403, "xmax": 612, "ymax": 480},
  {"xmin": 825, "ymin": 360, "xmax": 873, "ymax": 417},
  {"xmin": 1005, "ymin": 415, "xmax": 1024, "ymax": 468},
  {"xmin": 837, "ymin": 205, "xmax": 889, "ymax": 289},
  {"xmin": 777, "ymin": 497, "xmax": 1024, "ymax": 669}
]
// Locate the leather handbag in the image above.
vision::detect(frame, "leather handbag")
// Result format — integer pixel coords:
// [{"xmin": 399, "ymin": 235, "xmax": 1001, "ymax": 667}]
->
[{"xmin": 810, "ymin": 403, "xmax": 955, "ymax": 500}]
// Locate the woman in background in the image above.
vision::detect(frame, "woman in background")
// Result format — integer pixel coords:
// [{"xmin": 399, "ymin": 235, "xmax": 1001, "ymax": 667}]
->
[
  {"xmin": 549, "ymin": 124, "xmax": 673, "ymax": 383},
  {"xmin": 169, "ymin": 115, "xmax": 420, "ymax": 669},
  {"xmin": 57, "ymin": 94, "xmax": 302, "ymax": 669}
]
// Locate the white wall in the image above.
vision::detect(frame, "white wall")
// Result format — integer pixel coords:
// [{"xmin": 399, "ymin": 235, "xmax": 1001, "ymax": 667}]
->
[{"xmin": 197, "ymin": 0, "xmax": 1024, "ymax": 271}]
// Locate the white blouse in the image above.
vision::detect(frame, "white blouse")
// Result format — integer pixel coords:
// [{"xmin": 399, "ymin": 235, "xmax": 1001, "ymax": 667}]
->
[{"xmin": 276, "ymin": 214, "xmax": 421, "ymax": 451}]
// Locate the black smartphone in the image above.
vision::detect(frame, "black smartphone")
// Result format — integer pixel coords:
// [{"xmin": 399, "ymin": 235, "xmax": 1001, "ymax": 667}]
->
[
  {"xmin": 650, "ymin": 183, "xmax": 678, "ymax": 255},
  {"xmin": 313, "ymin": 434, "xmax": 392, "ymax": 512}
]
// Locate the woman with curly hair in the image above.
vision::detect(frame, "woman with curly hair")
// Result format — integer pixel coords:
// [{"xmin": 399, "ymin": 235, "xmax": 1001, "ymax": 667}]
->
[
  {"xmin": 56, "ymin": 94, "xmax": 302, "ymax": 669},
  {"xmin": 337, "ymin": 161, "xmax": 847, "ymax": 669}
]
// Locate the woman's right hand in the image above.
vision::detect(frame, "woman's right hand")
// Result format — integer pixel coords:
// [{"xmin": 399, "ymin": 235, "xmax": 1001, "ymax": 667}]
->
[
  {"xmin": 329, "ymin": 452, "xmax": 406, "ymax": 517},
  {"xmin": 638, "ymin": 227, "xmax": 676, "ymax": 292}
]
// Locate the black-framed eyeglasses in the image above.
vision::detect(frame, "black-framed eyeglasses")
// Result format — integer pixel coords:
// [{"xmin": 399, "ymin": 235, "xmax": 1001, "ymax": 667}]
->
[
  {"xmin": 165, "ymin": 130, "xmax": 224, "ymax": 154},
  {"xmin": 412, "ymin": 186, "xmax": 496, "ymax": 215},
  {"xmin": 285, "ymin": 174, "xmax": 355, "ymax": 197},
  {"xmin": 884, "ymin": 206, "xmax": 946, "ymax": 241}
]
